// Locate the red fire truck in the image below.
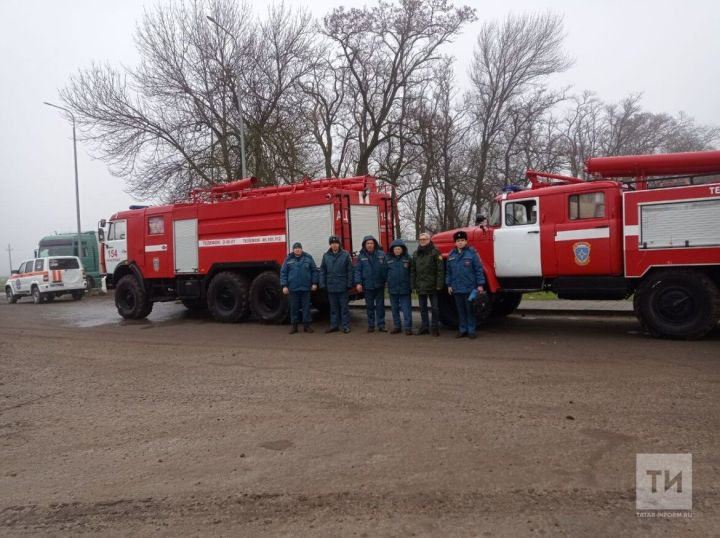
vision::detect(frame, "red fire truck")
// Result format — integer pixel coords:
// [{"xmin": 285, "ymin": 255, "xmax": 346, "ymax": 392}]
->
[
  {"xmin": 101, "ymin": 176, "xmax": 394, "ymax": 323},
  {"xmin": 433, "ymin": 150, "xmax": 720, "ymax": 339}
]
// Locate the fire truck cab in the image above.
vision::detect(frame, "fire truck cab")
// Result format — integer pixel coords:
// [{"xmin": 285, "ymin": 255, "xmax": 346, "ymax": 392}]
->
[
  {"xmin": 433, "ymin": 150, "xmax": 720, "ymax": 339},
  {"xmin": 101, "ymin": 176, "xmax": 394, "ymax": 324}
]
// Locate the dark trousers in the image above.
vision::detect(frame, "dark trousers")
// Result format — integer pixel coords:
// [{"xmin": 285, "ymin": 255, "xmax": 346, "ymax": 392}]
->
[
  {"xmin": 289, "ymin": 291, "xmax": 312, "ymax": 326},
  {"xmin": 390, "ymin": 294, "xmax": 412, "ymax": 330},
  {"xmin": 453, "ymin": 293, "xmax": 476, "ymax": 335},
  {"xmin": 418, "ymin": 293, "xmax": 439, "ymax": 329},
  {"xmin": 328, "ymin": 291, "xmax": 350, "ymax": 330},
  {"xmin": 363, "ymin": 288, "xmax": 386, "ymax": 328}
]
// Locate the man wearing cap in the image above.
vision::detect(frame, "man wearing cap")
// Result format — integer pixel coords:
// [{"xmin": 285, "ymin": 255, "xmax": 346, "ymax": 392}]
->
[
  {"xmin": 411, "ymin": 232, "xmax": 445, "ymax": 336},
  {"xmin": 320, "ymin": 235, "xmax": 353, "ymax": 333},
  {"xmin": 445, "ymin": 230, "xmax": 485, "ymax": 339},
  {"xmin": 280, "ymin": 242, "xmax": 319, "ymax": 334},
  {"xmin": 353, "ymin": 235, "xmax": 388, "ymax": 332}
]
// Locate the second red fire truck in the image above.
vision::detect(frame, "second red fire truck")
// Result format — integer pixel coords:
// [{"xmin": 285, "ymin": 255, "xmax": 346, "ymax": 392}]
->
[{"xmin": 432, "ymin": 150, "xmax": 720, "ymax": 340}]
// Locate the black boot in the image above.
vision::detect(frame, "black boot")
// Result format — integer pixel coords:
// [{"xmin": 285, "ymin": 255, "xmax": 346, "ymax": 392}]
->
[
  {"xmin": 289, "ymin": 325, "xmax": 298, "ymax": 334},
  {"xmin": 304, "ymin": 324, "xmax": 314, "ymax": 333}
]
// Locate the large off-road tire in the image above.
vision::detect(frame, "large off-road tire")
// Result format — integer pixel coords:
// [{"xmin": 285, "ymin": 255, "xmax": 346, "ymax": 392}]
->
[
  {"xmin": 32, "ymin": 286, "xmax": 43, "ymax": 305},
  {"xmin": 490, "ymin": 292, "xmax": 523, "ymax": 318},
  {"xmin": 438, "ymin": 289, "xmax": 458, "ymax": 328},
  {"xmin": 207, "ymin": 271, "xmax": 250, "ymax": 323},
  {"xmin": 115, "ymin": 274, "xmax": 152, "ymax": 320},
  {"xmin": 5, "ymin": 287, "xmax": 17, "ymax": 304},
  {"xmin": 634, "ymin": 269, "xmax": 720, "ymax": 340},
  {"xmin": 249, "ymin": 271, "xmax": 289, "ymax": 325}
]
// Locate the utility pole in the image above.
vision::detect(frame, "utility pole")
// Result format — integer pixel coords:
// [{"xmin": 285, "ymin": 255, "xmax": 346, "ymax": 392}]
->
[
  {"xmin": 44, "ymin": 102, "xmax": 82, "ymax": 258},
  {"xmin": 206, "ymin": 15, "xmax": 248, "ymax": 179},
  {"xmin": 6, "ymin": 244, "xmax": 12, "ymax": 274}
]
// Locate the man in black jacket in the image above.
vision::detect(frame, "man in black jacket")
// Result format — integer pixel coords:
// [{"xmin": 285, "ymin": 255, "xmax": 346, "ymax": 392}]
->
[{"xmin": 411, "ymin": 232, "xmax": 445, "ymax": 336}]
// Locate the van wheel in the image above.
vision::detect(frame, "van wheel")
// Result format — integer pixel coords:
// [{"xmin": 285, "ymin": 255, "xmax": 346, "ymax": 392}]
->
[
  {"xmin": 115, "ymin": 274, "xmax": 152, "ymax": 319},
  {"xmin": 634, "ymin": 269, "xmax": 720, "ymax": 340},
  {"xmin": 438, "ymin": 289, "xmax": 458, "ymax": 329},
  {"xmin": 32, "ymin": 286, "xmax": 43, "ymax": 304},
  {"xmin": 249, "ymin": 271, "xmax": 288, "ymax": 324},
  {"xmin": 207, "ymin": 271, "xmax": 250, "ymax": 323},
  {"xmin": 71, "ymin": 291, "xmax": 84, "ymax": 301},
  {"xmin": 86, "ymin": 276, "xmax": 95, "ymax": 291},
  {"xmin": 5, "ymin": 287, "xmax": 17, "ymax": 304}
]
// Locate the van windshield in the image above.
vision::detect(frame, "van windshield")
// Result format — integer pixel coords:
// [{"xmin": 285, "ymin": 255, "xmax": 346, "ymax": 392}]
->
[{"xmin": 49, "ymin": 258, "xmax": 80, "ymax": 270}]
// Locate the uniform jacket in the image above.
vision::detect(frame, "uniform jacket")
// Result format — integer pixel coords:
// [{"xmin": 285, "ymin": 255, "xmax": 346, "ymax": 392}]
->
[
  {"xmin": 411, "ymin": 241, "xmax": 445, "ymax": 294},
  {"xmin": 320, "ymin": 248, "xmax": 353, "ymax": 293},
  {"xmin": 280, "ymin": 252, "xmax": 319, "ymax": 292},
  {"xmin": 353, "ymin": 235, "xmax": 387, "ymax": 290},
  {"xmin": 445, "ymin": 246, "xmax": 485, "ymax": 294},
  {"xmin": 386, "ymin": 239, "xmax": 412, "ymax": 295}
]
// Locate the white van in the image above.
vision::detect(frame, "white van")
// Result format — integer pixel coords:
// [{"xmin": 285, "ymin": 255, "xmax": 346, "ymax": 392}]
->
[{"xmin": 5, "ymin": 256, "xmax": 87, "ymax": 304}]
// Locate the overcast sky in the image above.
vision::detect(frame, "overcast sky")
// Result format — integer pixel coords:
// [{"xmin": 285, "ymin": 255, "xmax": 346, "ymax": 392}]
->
[{"xmin": 1, "ymin": 0, "xmax": 718, "ymax": 275}]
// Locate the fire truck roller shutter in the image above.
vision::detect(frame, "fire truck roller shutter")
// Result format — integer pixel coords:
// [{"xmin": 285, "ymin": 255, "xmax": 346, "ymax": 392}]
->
[
  {"xmin": 174, "ymin": 219, "xmax": 198, "ymax": 273},
  {"xmin": 286, "ymin": 205, "xmax": 334, "ymax": 264},
  {"xmin": 639, "ymin": 198, "xmax": 720, "ymax": 249},
  {"xmin": 350, "ymin": 205, "xmax": 380, "ymax": 255}
]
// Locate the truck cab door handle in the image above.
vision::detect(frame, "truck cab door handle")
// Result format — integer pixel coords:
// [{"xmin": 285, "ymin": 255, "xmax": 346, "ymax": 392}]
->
[
  {"xmin": 527, "ymin": 230, "xmax": 540, "ymax": 234},
  {"xmin": 594, "ymin": 225, "xmax": 609, "ymax": 229}
]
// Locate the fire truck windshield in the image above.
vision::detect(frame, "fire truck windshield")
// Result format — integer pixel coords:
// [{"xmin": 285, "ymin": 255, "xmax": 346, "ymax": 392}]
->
[{"xmin": 488, "ymin": 202, "xmax": 501, "ymax": 227}]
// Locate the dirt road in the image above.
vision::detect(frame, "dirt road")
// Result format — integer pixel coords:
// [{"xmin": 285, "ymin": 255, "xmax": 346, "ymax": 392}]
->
[{"xmin": 1, "ymin": 296, "xmax": 718, "ymax": 536}]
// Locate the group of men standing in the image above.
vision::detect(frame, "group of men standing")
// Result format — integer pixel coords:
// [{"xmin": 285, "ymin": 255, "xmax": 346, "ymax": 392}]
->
[{"xmin": 279, "ymin": 230, "xmax": 485, "ymax": 338}]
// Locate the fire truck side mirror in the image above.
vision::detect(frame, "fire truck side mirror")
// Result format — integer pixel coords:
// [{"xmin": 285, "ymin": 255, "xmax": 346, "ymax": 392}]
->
[
  {"xmin": 99, "ymin": 218, "xmax": 107, "ymax": 228},
  {"xmin": 475, "ymin": 214, "xmax": 487, "ymax": 226},
  {"xmin": 97, "ymin": 228, "xmax": 105, "ymax": 242}
]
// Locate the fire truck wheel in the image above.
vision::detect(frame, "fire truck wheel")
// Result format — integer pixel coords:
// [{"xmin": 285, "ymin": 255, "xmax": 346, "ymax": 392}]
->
[
  {"xmin": 207, "ymin": 271, "xmax": 250, "ymax": 323},
  {"xmin": 115, "ymin": 274, "xmax": 152, "ymax": 320},
  {"xmin": 438, "ymin": 289, "xmax": 458, "ymax": 329},
  {"xmin": 634, "ymin": 269, "xmax": 720, "ymax": 340},
  {"xmin": 490, "ymin": 292, "xmax": 523, "ymax": 318},
  {"xmin": 249, "ymin": 271, "xmax": 289, "ymax": 325},
  {"xmin": 6, "ymin": 287, "xmax": 18, "ymax": 304}
]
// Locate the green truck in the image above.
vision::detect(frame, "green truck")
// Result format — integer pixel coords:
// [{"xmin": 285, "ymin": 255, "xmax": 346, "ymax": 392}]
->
[{"xmin": 37, "ymin": 232, "xmax": 102, "ymax": 289}]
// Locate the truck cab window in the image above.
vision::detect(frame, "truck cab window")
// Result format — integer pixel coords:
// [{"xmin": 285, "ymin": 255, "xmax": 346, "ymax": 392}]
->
[
  {"xmin": 23, "ymin": 261, "xmax": 34, "ymax": 273},
  {"xmin": 34, "ymin": 259, "xmax": 44, "ymax": 271},
  {"xmin": 147, "ymin": 216, "xmax": 165, "ymax": 235},
  {"xmin": 488, "ymin": 203, "xmax": 501, "ymax": 227},
  {"xmin": 505, "ymin": 200, "xmax": 537, "ymax": 226},
  {"xmin": 569, "ymin": 192, "xmax": 605, "ymax": 220}
]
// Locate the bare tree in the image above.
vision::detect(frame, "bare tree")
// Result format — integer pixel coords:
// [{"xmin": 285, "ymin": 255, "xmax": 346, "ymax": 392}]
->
[
  {"xmin": 467, "ymin": 12, "xmax": 573, "ymax": 213},
  {"xmin": 60, "ymin": 0, "xmax": 318, "ymax": 200},
  {"xmin": 323, "ymin": 0, "xmax": 475, "ymax": 176}
]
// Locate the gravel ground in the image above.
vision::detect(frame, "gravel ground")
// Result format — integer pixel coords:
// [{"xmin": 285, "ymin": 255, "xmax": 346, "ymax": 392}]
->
[{"xmin": 0, "ymin": 295, "xmax": 718, "ymax": 536}]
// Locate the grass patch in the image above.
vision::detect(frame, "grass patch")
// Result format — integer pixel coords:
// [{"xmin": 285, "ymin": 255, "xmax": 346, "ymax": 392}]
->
[{"xmin": 522, "ymin": 291, "xmax": 557, "ymax": 301}]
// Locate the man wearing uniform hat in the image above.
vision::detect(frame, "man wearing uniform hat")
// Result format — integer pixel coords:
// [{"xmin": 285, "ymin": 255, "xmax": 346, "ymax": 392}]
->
[
  {"xmin": 445, "ymin": 230, "xmax": 485, "ymax": 339},
  {"xmin": 319, "ymin": 235, "xmax": 353, "ymax": 333},
  {"xmin": 280, "ymin": 242, "xmax": 319, "ymax": 334}
]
